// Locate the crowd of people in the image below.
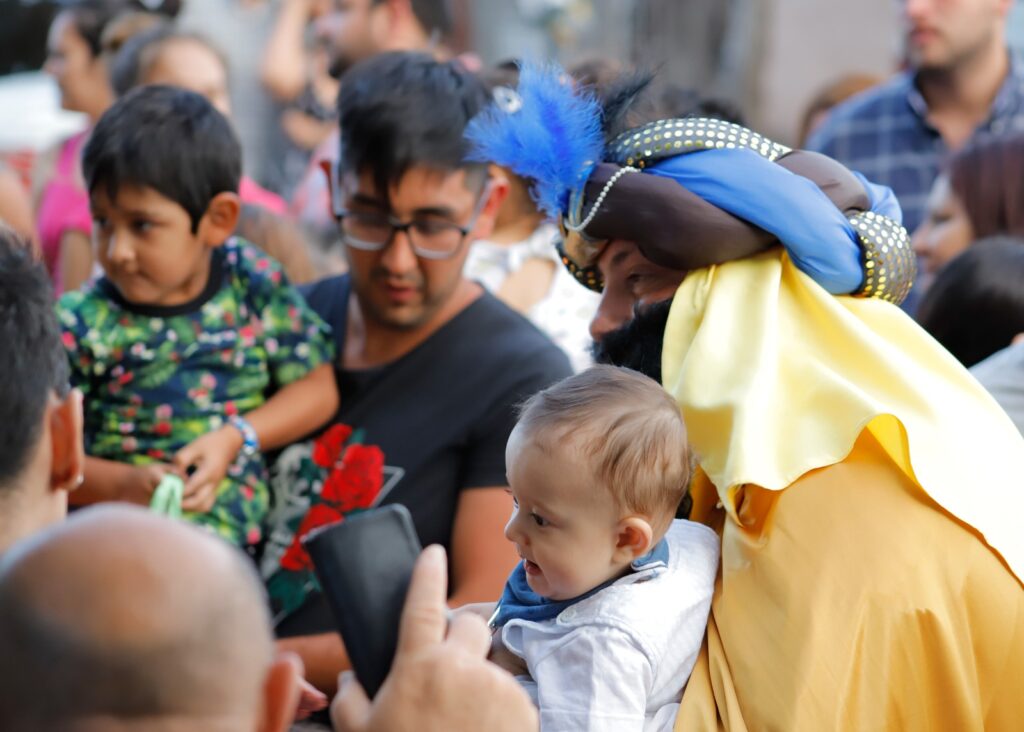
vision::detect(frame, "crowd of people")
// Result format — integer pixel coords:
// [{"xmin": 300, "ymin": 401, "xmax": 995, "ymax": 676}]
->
[{"xmin": 0, "ymin": 0, "xmax": 1022, "ymax": 730}]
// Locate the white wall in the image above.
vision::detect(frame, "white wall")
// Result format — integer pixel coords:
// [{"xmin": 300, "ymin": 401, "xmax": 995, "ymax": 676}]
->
[{"xmin": 755, "ymin": 0, "xmax": 900, "ymax": 145}]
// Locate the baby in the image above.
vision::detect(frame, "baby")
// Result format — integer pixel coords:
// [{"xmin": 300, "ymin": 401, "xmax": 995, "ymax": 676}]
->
[
  {"xmin": 490, "ymin": 365, "xmax": 719, "ymax": 731},
  {"xmin": 57, "ymin": 85, "xmax": 338, "ymax": 548}
]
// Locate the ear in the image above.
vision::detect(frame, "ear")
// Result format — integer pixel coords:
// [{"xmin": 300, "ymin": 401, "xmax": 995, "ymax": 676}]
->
[
  {"xmin": 49, "ymin": 388, "xmax": 84, "ymax": 495},
  {"xmin": 198, "ymin": 192, "xmax": 242, "ymax": 248},
  {"xmin": 613, "ymin": 517, "xmax": 654, "ymax": 564},
  {"xmin": 469, "ymin": 173, "xmax": 511, "ymax": 242},
  {"xmin": 384, "ymin": 0, "xmax": 412, "ymax": 29},
  {"xmin": 258, "ymin": 651, "xmax": 303, "ymax": 732}
]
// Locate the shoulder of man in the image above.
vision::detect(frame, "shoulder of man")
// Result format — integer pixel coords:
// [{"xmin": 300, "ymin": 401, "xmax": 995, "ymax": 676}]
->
[
  {"xmin": 806, "ymin": 72, "xmax": 914, "ymax": 152},
  {"xmin": 460, "ymin": 291, "xmax": 573, "ymax": 377},
  {"xmin": 297, "ymin": 273, "xmax": 350, "ymax": 335}
]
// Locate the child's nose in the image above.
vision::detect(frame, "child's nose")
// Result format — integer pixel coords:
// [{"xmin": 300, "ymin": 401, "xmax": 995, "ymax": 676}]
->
[
  {"xmin": 107, "ymin": 232, "xmax": 134, "ymax": 265},
  {"xmin": 504, "ymin": 513, "xmax": 524, "ymax": 545}
]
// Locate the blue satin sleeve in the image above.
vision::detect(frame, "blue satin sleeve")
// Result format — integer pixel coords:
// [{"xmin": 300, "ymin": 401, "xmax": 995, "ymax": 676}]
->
[{"xmin": 647, "ymin": 148, "xmax": 878, "ymax": 294}]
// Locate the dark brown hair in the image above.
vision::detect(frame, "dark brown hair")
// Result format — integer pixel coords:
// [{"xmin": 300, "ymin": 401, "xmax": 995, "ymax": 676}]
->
[{"xmin": 948, "ymin": 132, "xmax": 1024, "ymax": 240}]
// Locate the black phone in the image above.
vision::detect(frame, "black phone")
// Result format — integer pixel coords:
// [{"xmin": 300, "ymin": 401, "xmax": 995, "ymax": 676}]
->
[{"xmin": 302, "ymin": 504, "xmax": 422, "ymax": 698}]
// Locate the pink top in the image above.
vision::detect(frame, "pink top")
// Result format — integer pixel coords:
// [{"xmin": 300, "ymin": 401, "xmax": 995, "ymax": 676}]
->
[
  {"xmin": 36, "ymin": 131, "xmax": 92, "ymax": 295},
  {"xmin": 239, "ymin": 176, "xmax": 288, "ymax": 216}
]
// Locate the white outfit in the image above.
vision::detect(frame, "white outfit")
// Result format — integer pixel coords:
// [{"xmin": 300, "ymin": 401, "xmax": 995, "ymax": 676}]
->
[
  {"xmin": 465, "ymin": 224, "xmax": 601, "ymax": 372},
  {"xmin": 499, "ymin": 520, "xmax": 720, "ymax": 732}
]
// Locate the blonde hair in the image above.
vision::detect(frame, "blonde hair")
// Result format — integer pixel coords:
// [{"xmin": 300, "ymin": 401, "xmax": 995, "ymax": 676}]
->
[{"xmin": 516, "ymin": 365, "xmax": 690, "ymax": 531}]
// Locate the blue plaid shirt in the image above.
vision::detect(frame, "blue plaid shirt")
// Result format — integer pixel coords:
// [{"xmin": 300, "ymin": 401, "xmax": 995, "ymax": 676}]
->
[{"xmin": 808, "ymin": 57, "xmax": 1024, "ymax": 235}]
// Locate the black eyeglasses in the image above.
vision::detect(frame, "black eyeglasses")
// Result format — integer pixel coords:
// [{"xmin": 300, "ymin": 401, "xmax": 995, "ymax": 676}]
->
[{"xmin": 327, "ymin": 161, "xmax": 492, "ymax": 260}]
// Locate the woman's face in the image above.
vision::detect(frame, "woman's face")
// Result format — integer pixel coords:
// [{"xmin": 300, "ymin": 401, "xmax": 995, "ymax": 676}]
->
[
  {"xmin": 44, "ymin": 12, "xmax": 108, "ymax": 115},
  {"xmin": 912, "ymin": 174, "xmax": 974, "ymax": 289},
  {"xmin": 142, "ymin": 38, "xmax": 232, "ymax": 119}
]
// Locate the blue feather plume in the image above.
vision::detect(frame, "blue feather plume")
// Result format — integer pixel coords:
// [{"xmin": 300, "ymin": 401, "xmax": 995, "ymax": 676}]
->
[{"xmin": 465, "ymin": 62, "xmax": 605, "ymax": 220}]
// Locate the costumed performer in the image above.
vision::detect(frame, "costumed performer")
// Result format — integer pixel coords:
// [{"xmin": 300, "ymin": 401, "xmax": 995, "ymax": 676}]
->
[{"xmin": 467, "ymin": 66, "xmax": 1024, "ymax": 731}]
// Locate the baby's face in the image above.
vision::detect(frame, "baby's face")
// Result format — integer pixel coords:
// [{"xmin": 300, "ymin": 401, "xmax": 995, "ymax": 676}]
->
[{"xmin": 503, "ymin": 429, "xmax": 626, "ymax": 601}]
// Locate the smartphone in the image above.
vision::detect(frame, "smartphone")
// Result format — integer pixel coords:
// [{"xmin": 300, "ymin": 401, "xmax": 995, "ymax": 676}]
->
[{"xmin": 303, "ymin": 504, "xmax": 422, "ymax": 698}]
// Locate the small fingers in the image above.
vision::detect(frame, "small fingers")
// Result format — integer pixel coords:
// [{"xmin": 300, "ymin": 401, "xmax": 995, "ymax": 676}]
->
[
  {"xmin": 330, "ymin": 671, "xmax": 372, "ymax": 732},
  {"xmin": 444, "ymin": 611, "xmax": 491, "ymax": 659},
  {"xmin": 180, "ymin": 480, "xmax": 219, "ymax": 513}
]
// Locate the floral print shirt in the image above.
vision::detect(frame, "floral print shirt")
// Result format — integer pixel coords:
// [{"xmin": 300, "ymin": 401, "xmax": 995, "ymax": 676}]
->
[{"xmin": 57, "ymin": 239, "xmax": 335, "ymax": 546}]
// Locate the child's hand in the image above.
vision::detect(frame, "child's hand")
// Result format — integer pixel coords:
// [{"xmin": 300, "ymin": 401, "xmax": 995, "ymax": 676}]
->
[
  {"xmin": 117, "ymin": 463, "xmax": 176, "ymax": 505},
  {"xmin": 452, "ymin": 602, "xmax": 497, "ymax": 623},
  {"xmin": 295, "ymin": 677, "xmax": 329, "ymax": 721},
  {"xmin": 488, "ymin": 631, "xmax": 529, "ymax": 677},
  {"xmin": 173, "ymin": 426, "xmax": 243, "ymax": 513}
]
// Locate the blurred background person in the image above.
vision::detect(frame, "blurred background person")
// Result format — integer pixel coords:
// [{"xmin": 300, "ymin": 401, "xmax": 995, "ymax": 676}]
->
[
  {"xmin": 261, "ymin": 0, "xmax": 339, "ymax": 202},
  {"xmin": 797, "ymin": 72, "xmax": 881, "ymax": 146},
  {"xmin": 0, "ymin": 163, "xmax": 36, "ymax": 242},
  {"xmin": 971, "ymin": 339, "xmax": 1024, "ymax": 437},
  {"xmin": 288, "ymin": 0, "xmax": 456, "ymax": 264},
  {"xmin": 808, "ymin": 0, "xmax": 1024, "ymax": 313},
  {"xmin": 912, "ymin": 130, "xmax": 1024, "ymax": 292},
  {"xmin": 468, "ymin": 60, "xmax": 600, "ymax": 371},
  {"xmin": 916, "ymin": 236, "xmax": 1024, "ymax": 368},
  {"xmin": 35, "ymin": 0, "xmax": 179, "ymax": 295}
]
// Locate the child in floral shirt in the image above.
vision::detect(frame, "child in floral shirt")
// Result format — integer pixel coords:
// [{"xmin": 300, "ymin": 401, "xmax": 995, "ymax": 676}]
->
[{"xmin": 57, "ymin": 86, "xmax": 338, "ymax": 547}]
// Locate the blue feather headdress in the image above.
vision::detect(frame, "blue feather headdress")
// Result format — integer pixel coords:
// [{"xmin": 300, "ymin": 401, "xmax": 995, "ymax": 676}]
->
[{"xmin": 465, "ymin": 63, "xmax": 605, "ymax": 221}]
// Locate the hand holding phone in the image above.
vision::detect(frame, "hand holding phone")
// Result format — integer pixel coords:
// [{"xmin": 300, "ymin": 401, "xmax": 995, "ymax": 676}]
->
[{"xmin": 303, "ymin": 504, "xmax": 422, "ymax": 698}]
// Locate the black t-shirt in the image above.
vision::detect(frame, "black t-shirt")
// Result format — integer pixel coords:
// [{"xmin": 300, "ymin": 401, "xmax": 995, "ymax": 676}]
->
[{"xmin": 277, "ymin": 274, "xmax": 572, "ymax": 635}]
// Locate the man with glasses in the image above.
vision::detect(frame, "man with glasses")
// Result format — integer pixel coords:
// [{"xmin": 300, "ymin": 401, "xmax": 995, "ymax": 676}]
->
[{"xmin": 272, "ymin": 52, "xmax": 573, "ymax": 694}]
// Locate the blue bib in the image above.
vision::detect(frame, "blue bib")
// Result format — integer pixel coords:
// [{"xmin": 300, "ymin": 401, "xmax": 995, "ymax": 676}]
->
[{"xmin": 490, "ymin": 539, "xmax": 669, "ymax": 629}]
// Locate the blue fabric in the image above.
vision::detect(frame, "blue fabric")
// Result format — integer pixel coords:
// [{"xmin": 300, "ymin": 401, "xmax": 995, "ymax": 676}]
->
[
  {"xmin": 491, "ymin": 539, "xmax": 670, "ymax": 629},
  {"xmin": 646, "ymin": 149, "xmax": 871, "ymax": 294}
]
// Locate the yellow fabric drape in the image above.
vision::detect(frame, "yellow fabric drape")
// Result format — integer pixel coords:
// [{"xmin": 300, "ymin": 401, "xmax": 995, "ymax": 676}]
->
[
  {"xmin": 661, "ymin": 251, "xmax": 1024, "ymax": 730},
  {"xmin": 661, "ymin": 250, "xmax": 1023, "ymax": 581}
]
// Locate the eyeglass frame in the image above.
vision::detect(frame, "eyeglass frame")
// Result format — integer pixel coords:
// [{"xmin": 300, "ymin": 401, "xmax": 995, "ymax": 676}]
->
[{"xmin": 320, "ymin": 159, "xmax": 493, "ymax": 261}]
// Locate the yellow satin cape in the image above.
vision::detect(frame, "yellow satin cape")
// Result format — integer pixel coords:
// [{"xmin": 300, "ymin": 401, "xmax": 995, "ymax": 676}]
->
[
  {"xmin": 662, "ymin": 250, "xmax": 1023, "ymax": 581},
  {"xmin": 663, "ymin": 251, "xmax": 1024, "ymax": 730}
]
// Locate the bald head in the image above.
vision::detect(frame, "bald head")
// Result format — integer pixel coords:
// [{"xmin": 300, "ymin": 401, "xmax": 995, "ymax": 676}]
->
[{"xmin": 0, "ymin": 506, "xmax": 275, "ymax": 731}]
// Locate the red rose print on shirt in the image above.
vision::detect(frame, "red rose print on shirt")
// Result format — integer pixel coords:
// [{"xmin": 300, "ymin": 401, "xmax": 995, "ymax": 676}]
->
[{"xmin": 279, "ymin": 425, "xmax": 385, "ymax": 572}]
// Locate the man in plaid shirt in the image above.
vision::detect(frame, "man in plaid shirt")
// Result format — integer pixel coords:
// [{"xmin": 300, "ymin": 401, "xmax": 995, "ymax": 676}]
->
[{"xmin": 809, "ymin": 0, "xmax": 1024, "ymax": 309}]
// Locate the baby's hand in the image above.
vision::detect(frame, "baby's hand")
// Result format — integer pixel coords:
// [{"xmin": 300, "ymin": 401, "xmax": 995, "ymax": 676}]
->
[
  {"xmin": 118, "ymin": 462, "xmax": 176, "ymax": 505},
  {"xmin": 452, "ymin": 602, "xmax": 497, "ymax": 623},
  {"xmin": 173, "ymin": 426, "xmax": 243, "ymax": 513},
  {"xmin": 488, "ymin": 631, "xmax": 529, "ymax": 677}
]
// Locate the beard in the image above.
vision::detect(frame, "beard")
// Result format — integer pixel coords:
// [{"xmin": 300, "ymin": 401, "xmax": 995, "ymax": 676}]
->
[{"xmin": 590, "ymin": 298, "xmax": 674, "ymax": 384}]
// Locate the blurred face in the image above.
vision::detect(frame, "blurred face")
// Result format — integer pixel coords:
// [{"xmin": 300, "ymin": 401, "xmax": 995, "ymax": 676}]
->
[
  {"xmin": 589, "ymin": 240, "xmax": 687, "ymax": 343},
  {"xmin": 912, "ymin": 174, "xmax": 974, "ymax": 288},
  {"xmin": 91, "ymin": 184, "xmax": 217, "ymax": 307},
  {"xmin": 143, "ymin": 39, "xmax": 232, "ymax": 119},
  {"xmin": 504, "ymin": 429, "xmax": 624, "ymax": 601},
  {"xmin": 900, "ymin": 0, "xmax": 1008, "ymax": 71},
  {"xmin": 317, "ymin": 0, "xmax": 388, "ymax": 79},
  {"xmin": 44, "ymin": 12, "xmax": 109, "ymax": 115},
  {"xmin": 339, "ymin": 166, "xmax": 497, "ymax": 330}
]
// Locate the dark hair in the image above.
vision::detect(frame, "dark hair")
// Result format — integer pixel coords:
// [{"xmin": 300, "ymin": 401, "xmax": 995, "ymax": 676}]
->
[
  {"xmin": 0, "ymin": 228, "xmax": 70, "ymax": 491},
  {"xmin": 916, "ymin": 236, "xmax": 1024, "ymax": 367},
  {"xmin": 109, "ymin": 22, "xmax": 228, "ymax": 98},
  {"xmin": 591, "ymin": 298, "xmax": 673, "ymax": 384},
  {"xmin": 372, "ymin": 0, "xmax": 453, "ymax": 36},
  {"xmin": 83, "ymin": 85, "xmax": 242, "ymax": 231},
  {"xmin": 338, "ymin": 52, "xmax": 489, "ymax": 197},
  {"xmin": 948, "ymin": 132, "xmax": 1024, "ymax": 240},
  {"xmin": 60, "ymin": 0, "xmax": 182, "ymax": 57}
]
